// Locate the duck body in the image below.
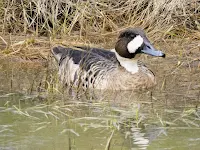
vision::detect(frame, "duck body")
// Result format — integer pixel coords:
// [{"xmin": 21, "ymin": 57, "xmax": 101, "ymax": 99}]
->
[{"xmin": 52, "ymin": 28, "xmax": 165, "ymax": 91}]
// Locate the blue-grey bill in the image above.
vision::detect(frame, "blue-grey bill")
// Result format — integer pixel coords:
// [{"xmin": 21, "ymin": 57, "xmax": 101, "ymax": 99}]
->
[{"xmin": 141, "ymin": 41, "xmax": 165, "ymax": 57}]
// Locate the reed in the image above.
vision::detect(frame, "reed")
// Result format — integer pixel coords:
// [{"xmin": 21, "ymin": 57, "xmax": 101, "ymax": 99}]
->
[{"xmin": 1, "ymin": 0, "xmax": 199, "ymax": 39}]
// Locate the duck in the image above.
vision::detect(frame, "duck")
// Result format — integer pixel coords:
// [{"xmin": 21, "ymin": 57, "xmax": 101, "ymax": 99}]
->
[{"xmin": 52, "ymin": 28, "xmax": 165, "ymax": 91}]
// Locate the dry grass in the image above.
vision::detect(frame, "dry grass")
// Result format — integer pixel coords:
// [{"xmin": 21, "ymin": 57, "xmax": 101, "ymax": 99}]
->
[
  {"xmin": 1, "ymin": 0, "xmax": 200, "ymax": 37},
  {"xmin": 0, "ymin": 0, "xmax": 199, "ymax": 60}
]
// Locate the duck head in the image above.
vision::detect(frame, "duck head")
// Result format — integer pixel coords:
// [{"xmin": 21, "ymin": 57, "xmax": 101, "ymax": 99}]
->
[{"xmin": 115, "ymin": 28, "xmax": 165, "ymax": 59}]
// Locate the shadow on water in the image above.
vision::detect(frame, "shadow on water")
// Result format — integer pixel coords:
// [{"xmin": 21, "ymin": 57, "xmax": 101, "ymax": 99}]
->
[{"xmin": 0, "ymin": 56, "xmax": 199, "ymax": 150}]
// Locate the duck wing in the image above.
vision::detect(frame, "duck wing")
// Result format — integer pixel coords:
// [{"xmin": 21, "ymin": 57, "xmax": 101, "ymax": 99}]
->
[
  {"xmin": 75, "ymin": 46, "xmax": 117, "ymax": 61},
  {"xmin": 52, "ymin": 46, "xmax": 118, "ymax": 72}
]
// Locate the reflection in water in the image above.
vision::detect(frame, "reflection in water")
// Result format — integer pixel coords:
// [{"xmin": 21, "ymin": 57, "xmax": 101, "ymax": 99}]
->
[{"xmin": 0, "ymin": 57, "xmax": 199, "ymax": 150}]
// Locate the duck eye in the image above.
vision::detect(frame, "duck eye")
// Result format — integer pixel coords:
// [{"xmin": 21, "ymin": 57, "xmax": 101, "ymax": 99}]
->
[
  {"xmin": 130, "ymin": 34, "xmax": 135, "ymax": 38},
  {"xmin": 146, "ymin": 45, "xmax": 151, "ymax": 49}
]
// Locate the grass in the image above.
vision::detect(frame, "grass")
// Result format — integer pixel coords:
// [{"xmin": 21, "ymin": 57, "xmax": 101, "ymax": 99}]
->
[
  {"xmin": 0, "ymin": 0, "xmax": 199, "ymax": 133},
  {"xmin": 0, "ymin": 2, "xmax": 199, "ymax": 149},
  {"xmin": 1, "ymin": 0, "xmax": 200, "ymax": 37},
  {"xmin": 1, "ymin": 92, "xmax": 199, "ymax": 133},
  {"xmin": 0, "ymin": 80, "xmax": 199, "ymax": 149},
  {"xmin": 0, "ymin": 0, "xmax": 199, "ymax": 61}
]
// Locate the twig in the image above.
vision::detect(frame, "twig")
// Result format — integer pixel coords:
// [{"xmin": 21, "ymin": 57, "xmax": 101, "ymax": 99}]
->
[
  {"xmin": 105, "ymin": 129, "xmax": 115, "ymax": 150},
  {"xmin": 0, "ymin": 36, "xmax": 8, "ymax": 46}
]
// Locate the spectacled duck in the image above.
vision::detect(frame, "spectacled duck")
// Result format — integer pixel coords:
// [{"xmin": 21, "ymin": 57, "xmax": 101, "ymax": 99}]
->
[{"xmin": 52, "ymin": 28, "xmax": 165, "ymax": 90}]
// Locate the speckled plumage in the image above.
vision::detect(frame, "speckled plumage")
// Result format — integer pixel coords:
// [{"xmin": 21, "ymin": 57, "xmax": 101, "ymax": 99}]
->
[{"xmin": 52, "ymin": 28, "xmax": 165, "ymax": 90}]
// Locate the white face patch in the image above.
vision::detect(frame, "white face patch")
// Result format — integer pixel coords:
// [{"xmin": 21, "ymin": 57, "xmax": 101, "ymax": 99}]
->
[{"xmin": 127, "ymin": 35, "xmax": 144, "ymax": 53}]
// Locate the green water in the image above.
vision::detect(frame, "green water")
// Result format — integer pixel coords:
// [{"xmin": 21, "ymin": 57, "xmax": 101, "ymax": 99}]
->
[
  {"xmin": 0, "ymin": 57, "xmax": 200, "ymax": 150},
  {"xmin": 0, "ymin": 91, "xmax": 199, "ymax": 150},
  {"xmin": 0, "ymin": 92, "xmax": 132, "ymax": 150}
]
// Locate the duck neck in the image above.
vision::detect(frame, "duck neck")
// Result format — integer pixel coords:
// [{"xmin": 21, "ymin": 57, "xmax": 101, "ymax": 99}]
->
[{"xmin": 111, "ymin": 49, "xmax": 139, "ymax": 74}]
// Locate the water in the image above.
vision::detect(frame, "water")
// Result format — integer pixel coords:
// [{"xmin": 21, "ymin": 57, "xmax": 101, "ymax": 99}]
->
[{"xmin": 0, "ymin": 57, "xmax": 199, "ymax": 150}]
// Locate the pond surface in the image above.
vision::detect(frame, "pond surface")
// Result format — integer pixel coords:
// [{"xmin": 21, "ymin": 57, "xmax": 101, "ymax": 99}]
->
[{"xmin": 0, "ymin": 56, "xmax": 199, "ymax": 150}]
